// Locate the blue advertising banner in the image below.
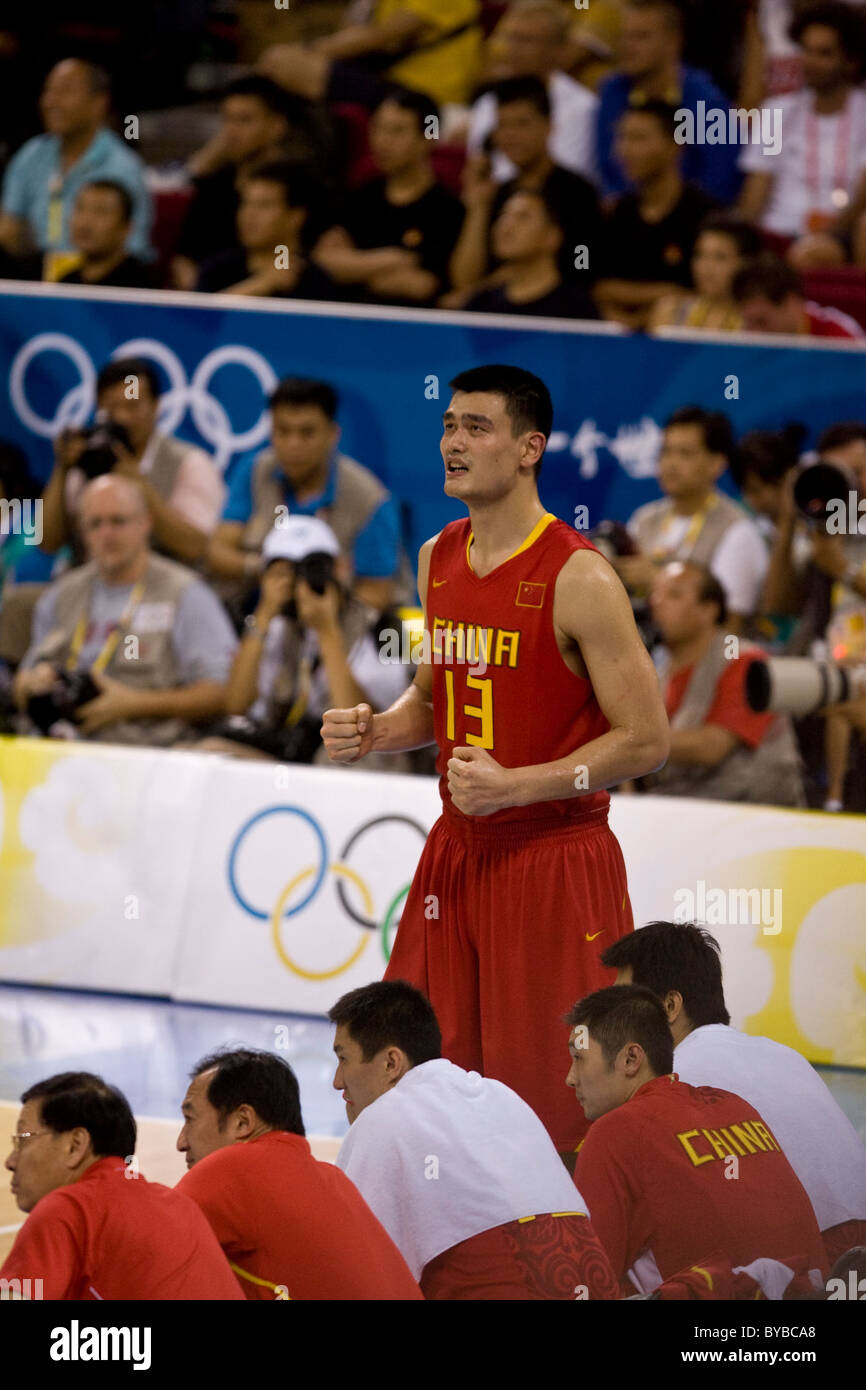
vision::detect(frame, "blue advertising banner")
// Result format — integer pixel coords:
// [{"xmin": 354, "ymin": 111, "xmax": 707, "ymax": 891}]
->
[{"xmin": 1, "ymin": 282, "xmax": 864, "ymax": 566}]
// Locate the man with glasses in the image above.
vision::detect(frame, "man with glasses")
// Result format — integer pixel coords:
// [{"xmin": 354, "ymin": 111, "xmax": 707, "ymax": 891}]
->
[
  {"xmin": 13, "ymin": 473, "xmax": 237, "ymax": 745},
  {"xmin": 1, "ymin": 1071, "xmax": 244, "ymax": 1299}
]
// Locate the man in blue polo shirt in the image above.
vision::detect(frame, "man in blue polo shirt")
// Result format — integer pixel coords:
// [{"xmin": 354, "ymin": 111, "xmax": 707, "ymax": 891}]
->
[
  {"xmin": 0, "ymin": 59, "xmax": 151, "ymax": 278},
  {"xmin": 596, "ymin": 0, "xmax": 740, "ymax": 203},
  {"xmin": 207, "ymin": 377, "xmax": 404, "ymax": 614}
]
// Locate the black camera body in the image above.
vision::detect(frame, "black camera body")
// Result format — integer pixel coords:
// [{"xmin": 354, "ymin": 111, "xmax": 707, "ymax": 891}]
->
[
  {"xmin": 27, "ymin": 669, "xmax": 100, "ymax": 734},
  {"xmin": 77, "ymin": 421, "xmax": 134, "ymax": 480}
]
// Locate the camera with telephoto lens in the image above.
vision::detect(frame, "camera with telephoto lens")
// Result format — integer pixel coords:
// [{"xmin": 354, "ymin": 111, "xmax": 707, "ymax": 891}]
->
[
  {"xmin": 794, "ymin": 459, "xmax": 859, "ymax": 528},
  {"xmin": 76, "ymin": 421, "xmax": 134, "ymax": 480},
  {"xmin": 745, "ymin": 657, "xmax": 866, "ymax": 717},
  {"xmin": 276, "ymin": 550, "xmax": 336, "ymax": 618},
  {"xmin": 27, "ymin": 669, "xmax": 101, "ymax": 735}
]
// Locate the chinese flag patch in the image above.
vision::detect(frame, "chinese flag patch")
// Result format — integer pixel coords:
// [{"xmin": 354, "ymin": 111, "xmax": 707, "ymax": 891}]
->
[{"xmin": 515, "ymin": 580, "xmax": 546, "ymax": 608}]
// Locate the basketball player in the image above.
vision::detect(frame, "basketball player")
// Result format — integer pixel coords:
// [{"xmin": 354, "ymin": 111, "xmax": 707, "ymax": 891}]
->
[{"xmin": 321, "ymin": 365, "xmax": 670, "ymax": 1156}]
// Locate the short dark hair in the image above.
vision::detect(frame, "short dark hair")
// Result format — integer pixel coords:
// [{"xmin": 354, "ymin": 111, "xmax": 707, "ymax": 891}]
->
[
  {"xmin": 269, "ymin": 377, "xmax": 338, "ymax": 418},
  {"xmin": 565, "ymin": 984, "xmax": 674, "ymax": 1076},
  {"xmin": 21, "ymin": 1072, "xmax": 136, "ymax": 1158},
  {"xmin": 328, "ymin": 980, "xmax": 442, "ymax": 1066},
  {"xmin": 490, "ymin": 75, "xmax": 551, "ymax": 118},
  {"xmin": 191, "ymin": 1048, "xmax": 305, "ymax": 1135},
  {"xmin": 245, "ymin": 158, "xmax": 318, "ymax": 208},
  {"xmin": 696, "ymin": 211, "xmax": 763, "ymax": 260},
  {"xmin": 96, "ymin": 356, "xmax": 161, "ymax": 400},
  {"xmin": 222, "ymin": 73, "xmax": 294, "ymax": 117},
  {"xmin": 664, "ymin": 404, "xmax": 733, "ymax": 461},
  {"xmin": 732, "ymin": 253, "xmax": 802, "ymax": 306},
  {"xmin": 600, "ymin": 921, "xmax": 731, "ymax": 1028},
  {"xmin": 816, "ymin": 419, "xmax": 866, "ymax": 454},
  {"xmin": 78, "ymin": 61, "xmax": 111, "ymax": 98},
  {"xmin": 622, "ymin": 97, "xmax": 680, "ymax": 140},
  {"xmin": 449, "ymin": 365, "xmax": 553, "ymax": 479},
  {"xmin": 626, "ymin": 0, "xmax": 687, "ymax": 36},
  {"xmin": 789, "ymin": 1, "xmax": 866, "ymax": 79},
  {"xmin": 374, "ymin": 85, "xmax": 440, "ymax": 133},
  {"xmin": 688, "ymin": 563, "xmax": 728, "ymax": 625},
  {"xmin": 730, "ymin": 423, "xmax": 806, "ymax": 490},
  {"xmin": 79, "ymin": 179, "xmax": 133, "ymax": 223}
]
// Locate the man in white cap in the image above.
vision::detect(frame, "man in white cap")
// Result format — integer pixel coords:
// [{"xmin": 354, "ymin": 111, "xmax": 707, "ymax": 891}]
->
[{"xmin": 201, "ymin": 515, "xmax": 409, "ymax": 763}]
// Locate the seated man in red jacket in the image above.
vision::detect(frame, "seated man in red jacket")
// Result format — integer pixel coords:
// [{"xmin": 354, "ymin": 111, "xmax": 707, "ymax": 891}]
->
[
  {"xmin": 2, "ymin": 1071, "xmax": 243, "ymax": 1300},
  {"xmin": 566, "ymin": 985, "xmax": 828, "ymax": 1297},
  {"xmin": 175, "ymin": 1047, "xmax": 421, "ymax": 1301}
]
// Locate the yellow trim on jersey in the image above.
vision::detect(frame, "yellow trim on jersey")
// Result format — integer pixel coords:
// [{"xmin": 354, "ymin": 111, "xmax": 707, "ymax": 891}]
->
[
  {"xmin": 690, "ymin": 1265, "xmax": 714, "ymax": 1291},
  {"xmin": 517, "ymin": 1210, "xmax": 584, "ymax": 1223},
  {"xmin": 229, "ymin": 1261, "xmax": 291, "ymax": 1299},
  {"xmin": 466, "ymin": 512, "xmax": 557, "ymax": 573}
]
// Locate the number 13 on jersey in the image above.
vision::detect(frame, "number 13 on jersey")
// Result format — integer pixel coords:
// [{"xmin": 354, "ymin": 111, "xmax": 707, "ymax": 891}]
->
[{"xmin": 444, "ymin": 670, "xmax": 494, "ymax": 748}]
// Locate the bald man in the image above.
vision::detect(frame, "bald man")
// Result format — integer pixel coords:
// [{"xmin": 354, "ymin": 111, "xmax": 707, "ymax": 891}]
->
[
  {"xmin": 14, "ymin": 475, "xmax": 237, "ymax": 746},
  {"xmin": 0, "ymin": 58, "xmax": 152, "ymax": 271}
]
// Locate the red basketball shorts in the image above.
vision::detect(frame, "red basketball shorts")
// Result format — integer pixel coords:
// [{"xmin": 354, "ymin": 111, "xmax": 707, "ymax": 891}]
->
[{"xmin": 384, "ymin": 803, "xmax": 634, "ymax": 1152}]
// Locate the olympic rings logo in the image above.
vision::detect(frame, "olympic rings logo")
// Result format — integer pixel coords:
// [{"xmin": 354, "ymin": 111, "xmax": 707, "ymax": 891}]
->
[
  {"xmin": 227, "ymin": 807, "xmax": 427, "ymax": 980},
  {"xmin": 9, "ymin": 333, "xmax": 278, "ymax": 470}
]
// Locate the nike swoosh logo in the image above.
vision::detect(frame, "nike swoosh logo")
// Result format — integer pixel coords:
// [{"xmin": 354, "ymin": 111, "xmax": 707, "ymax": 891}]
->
[
  {"xmin": 432, "ymin": 578, "xmax": 447, "ymax": 588},
  {"xmin": 585, "ymin": 931, "xmax": 604, "ymax": 941}
]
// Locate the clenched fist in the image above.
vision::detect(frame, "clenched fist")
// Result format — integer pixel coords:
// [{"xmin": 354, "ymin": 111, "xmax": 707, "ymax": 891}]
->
[{"xmin": 321, "ymin": 703, "xmax": 375, "ymax": 763}]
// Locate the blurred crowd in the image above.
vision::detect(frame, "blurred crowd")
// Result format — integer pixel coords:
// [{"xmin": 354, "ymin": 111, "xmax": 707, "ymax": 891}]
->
[{"xmin": 2, "ymin": 1, "xmax": 866, "ymax": 333}]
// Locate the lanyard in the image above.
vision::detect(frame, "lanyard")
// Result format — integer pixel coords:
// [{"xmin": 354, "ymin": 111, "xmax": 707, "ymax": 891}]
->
[
  {"xmin": 651, "ymin": 496, "xmax": 717, "ymax": 562},
  {"xmin": 805, "ymin": 103, "xmax": 851, "ymax": 207},
  {"xmin": 66, "ymin": 579, "xmax": 146, "ymax": 674}
]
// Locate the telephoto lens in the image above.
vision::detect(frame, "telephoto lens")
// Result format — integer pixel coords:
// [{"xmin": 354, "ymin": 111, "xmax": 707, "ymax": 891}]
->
[{"xmin": 746, "ymin": 657, "xmax": 866, "ymax": 717}]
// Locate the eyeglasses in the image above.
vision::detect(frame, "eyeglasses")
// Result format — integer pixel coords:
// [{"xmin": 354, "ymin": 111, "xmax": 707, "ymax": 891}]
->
[
  {"xmin": 9, "ymin": 1130, "xmax": 50, "ymax": 1150},
  {"xmin": 81, "ymin": 515, "xmax": 139, "ymax": 532}
]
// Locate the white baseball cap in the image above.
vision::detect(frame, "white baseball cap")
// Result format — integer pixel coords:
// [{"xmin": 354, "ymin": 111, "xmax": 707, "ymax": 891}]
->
[{"xmin": 261, "ymin": 515, "xmax": 341, "ymax": 564}]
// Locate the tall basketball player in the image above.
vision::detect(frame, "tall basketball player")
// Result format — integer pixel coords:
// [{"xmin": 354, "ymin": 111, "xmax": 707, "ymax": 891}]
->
[{"xmin": 321, "ymin": 365, "xmax": 670, "ymax": 1159}]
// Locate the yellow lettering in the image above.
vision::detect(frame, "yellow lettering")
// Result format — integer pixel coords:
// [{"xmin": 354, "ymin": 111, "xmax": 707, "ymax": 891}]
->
[
  {"xmin": 676, "ymin": 1129, "xmax": 715, "ymax": 1167},
  {"xmin": 432, "ymin": 616, "xmax": 446, "ymax": 659},
  {"xmin": 464, "ymin": 673, "xmax": 494, "ymax": 748},
  {"xmin": 718, "ymin": 1126, "xmax": 747, "ymax": 1157},
  {"xmin": 728, "ymin": 1123, "xmax": 761, "ymax": 1154},
  {"xmin": 737, "ymin": 1120, "xmax": 768, "ymax": 1152},
  {"xmin": 751, "ymin": 1120, "xmax": 780, "ymax": 1152},
  {"xmin": 494, "ymin": 628, "xmax": 520, "ymax": 667},
  {"xmin": 702, "ymin": 1128, "xmax": 734, "ymax": 1161}
]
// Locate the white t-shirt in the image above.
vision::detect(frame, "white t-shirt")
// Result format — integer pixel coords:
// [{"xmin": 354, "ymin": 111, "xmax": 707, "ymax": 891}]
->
[
  {"xmin": 336, "ymin": 1058, "xmax": 591, "ymax": 1279},
  {"xmin": 628, "ymin": 506, "xmax": 769, "ymax": 616},
  {"xmin": 674, "ymin": 1024, "xmax": 866, "ymax": 1233},
  {"xmin": 468, "ymin": 71, "xmax": 599, "ymax": 185},
  {"xmin": 739, "ymin": 88, "xmax": 866, "ymax": 237}
]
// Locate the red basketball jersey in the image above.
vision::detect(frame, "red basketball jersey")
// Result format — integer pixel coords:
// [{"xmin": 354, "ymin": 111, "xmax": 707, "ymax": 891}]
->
[{"xmin": 428, "ymin": 513, "xmax": 611, "ymax": 824}]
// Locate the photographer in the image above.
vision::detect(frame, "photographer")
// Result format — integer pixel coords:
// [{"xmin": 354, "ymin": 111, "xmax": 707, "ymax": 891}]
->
[
  {"xmin": 13, "ymin": 474, "xmax": 237, "ymax": 747},
  {"xmin": 39, "ymin": 356, "xmax": 225, "ymax": 567},
  {"xmin": 200, "ymin": 517, "xmax": 409, "ymax": 767}
]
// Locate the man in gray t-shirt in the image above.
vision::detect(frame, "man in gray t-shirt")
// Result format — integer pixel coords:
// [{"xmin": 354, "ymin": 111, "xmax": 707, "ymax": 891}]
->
[{"xmin": 14, "ymin": 474, "xmax": 237, "ymax": 746}]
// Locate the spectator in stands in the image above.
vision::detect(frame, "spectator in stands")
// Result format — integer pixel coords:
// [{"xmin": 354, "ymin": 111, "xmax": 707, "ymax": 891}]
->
[
  {"xmin": 175, "ymin": 1047, "xmax": 422, "ymax": 1300},
  {"xmin": 331, "ymin": 981, "xmax": 619, "ymax": 1300},
  {"xmin": 208, "ymin": 378, "xmax": 403, "ymax": 615},
  {"xmin": 566, "ymin": 985, "xmax": 827, "ymax": 1295},
  {"xmin": 648, "ymin": 212, "xmax": 763, "ymax": 331},
  {"xmin": 311, "ymin": 90, "xmax": 463, "ymax": 306},
  {"xmin": 40, "ymin": 357, "xmax": 226, "ymax": 566},
  {"xmin": 732, "ymin": 251, "xmax": 864, "ymax": 336},
  {"xmin": 468, "ymin": 1, "xmax": 599, "ymax": 184},
  {"xmin": 0, "ymin": 59, "xmax": 151, "ymax": 279},
  {"xmin": 14, "ymin": 474, "xmax": 237, "ymax": 747},
  {"xmin": 601, "ymin": 921, "xmax": 866, "ymax": 1268},
  {"xmin": 200, "ymin": 518, "xmax": 408, "ymax": 767},
  {"xmin": 594, "ymin": 102, "xmax": 719, "ymax": 329},
  {"xmin": 738, "ymin": 2, "xmax": 866, "ymax": 268},
  {"xmin": 1, "ymin": 1071, "xmax": 244, "ymax": 1301},
  {"xmin": 596, "ymin": 0, "xmax": 741, "ymax": 203},
  {"xmin": 259, "ymin": 0, "xmax": 483, "ymax": 110},
  {"xmin": 172, "ymin": 75, "xmax": 298, "ymax": 291},
  {"xmin": 646, "ymin": 560, "xmax": 805, "ymax": 805},
  {"xmin": 196, "ymin": 161, "xmax": 336, "ymax": 300},
  {"xmin": 462, "ymin": 187, "xmax": 599, "ymax": 319},
  {"xmin": 58, "ymin": 181, "xmax": 154, "ymax": 288},
  {"xmin": 621, "ymin": 407, "xmax": 768, "ymax": 630},
  {"xmin": 621, "ymin": 407, "xmax": 769, "ymax": 631},
  {"xmin": 450, "ymin": 76, "xmax": 602, "ymax": 298}
]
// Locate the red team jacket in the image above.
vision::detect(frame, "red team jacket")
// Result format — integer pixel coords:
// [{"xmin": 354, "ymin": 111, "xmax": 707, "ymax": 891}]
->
[
  {"xmin": 429, "ymin": 514, "xmax": 612, "ymax": 823},
  {"xmin": 0, "ymin": 1157, "xmax": 244, "ymax": 1300},
  {"xmin": 575, "ymin": 1076, "xmax": 828, "ymax": 1294}
]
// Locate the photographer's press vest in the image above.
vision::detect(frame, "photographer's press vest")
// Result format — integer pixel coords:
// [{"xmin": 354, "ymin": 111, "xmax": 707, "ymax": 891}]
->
[
  {"xmin": 632, "ymin": 490, "xmax": 746, "ymax": 568},
  {"xmin": 28, "ymin": 553, "xmax": 197, "ymax": 746},
  {"xmin": 650, "ymin": 631, "xmax": 805, "ymax": 806}
]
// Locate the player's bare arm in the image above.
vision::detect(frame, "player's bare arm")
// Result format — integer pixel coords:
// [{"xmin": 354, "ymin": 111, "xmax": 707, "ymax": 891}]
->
[
  {"xmin": 446, "ymin": 550, "xmax": 671, "ymax": 815},
  {"xmin": 321, "ymin": 535, "xmax": 439, "ymax": 762}
]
